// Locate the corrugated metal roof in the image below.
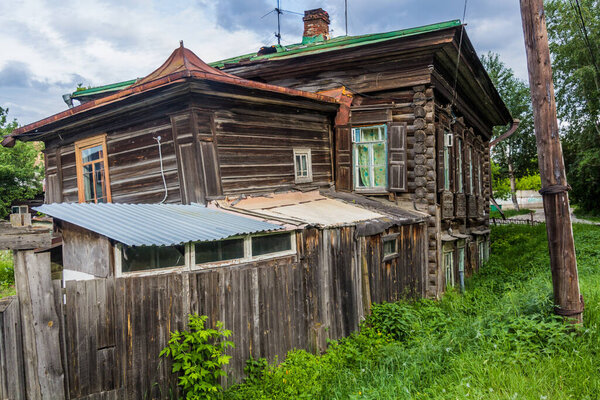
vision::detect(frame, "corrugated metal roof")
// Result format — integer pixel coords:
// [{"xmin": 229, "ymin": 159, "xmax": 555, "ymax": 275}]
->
[{"xmin": 33, "ymin": 203, "xmax": 283, "ymax": 247}]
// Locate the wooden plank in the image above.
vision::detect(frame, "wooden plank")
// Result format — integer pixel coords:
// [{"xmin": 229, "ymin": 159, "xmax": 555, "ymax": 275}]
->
[
  {"xmin": 0, "ymin": 296, "xmax": 27, "ymax": 400},
  {"xmin": 13, "ymin": 250, "xmax": 65, "ymax": 400},
  {"xmin": 0, "ymin": 224, "xmax": 51, "ymax": 251}
]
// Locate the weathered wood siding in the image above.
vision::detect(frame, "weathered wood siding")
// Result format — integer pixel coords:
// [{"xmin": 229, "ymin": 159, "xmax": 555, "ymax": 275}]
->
[
  {"xmin": 49, "ymin": 224, "xmax": 426, "ymax": 399},
  {"xmin": 0, "ymin": 296, "xmax": 26, "ymax": 400},
  {"xmin": 213, "ymin": 106, "xmax": 333, "ymax": 194},
  {"xmin": 44, "ymin": 115, "xmax": 182, "ymax": 205}
]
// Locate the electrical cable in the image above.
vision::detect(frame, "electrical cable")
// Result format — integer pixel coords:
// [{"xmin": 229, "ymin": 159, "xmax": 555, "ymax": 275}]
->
[
  {"xmin": 154, "ymin": 135, "xmax": 168, "ymax": 204},
  {"xmin": 450, "ymin": 0, "xmax": 468, "ymax": 109}
]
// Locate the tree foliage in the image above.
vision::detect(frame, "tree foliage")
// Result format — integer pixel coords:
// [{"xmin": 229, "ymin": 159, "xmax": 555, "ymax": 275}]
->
[
  {"xmin": 0, "ymin": 107, "xmax": 44, "ymax": 219},
  {"xmin": 546, "ymin": 0, "xmax": 600, "ymax": 213},
  {"xmin": 480, "ymin": 52, "xmax": 538, "ymax": 181}
]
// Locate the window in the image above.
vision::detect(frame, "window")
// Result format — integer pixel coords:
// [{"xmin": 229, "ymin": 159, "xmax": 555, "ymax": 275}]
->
[
  {"xmin": 456, "ymin": 138, "xmax": 463, "ymax": 193},
  {"xmin": 478, "ymin": 240, "xmax": 485, "ymax": 266},
  {"xmin": 293, "ymin": 148, "xmax": 313, "ymax": 183},
  {"xmin": 117, "ymin": 232, "xmax": 297, "ymax": 275},
  {"xmin": 75, "ymin": 135, "xmax": 111, "ymax": 203},
  {"xmin": 468, "ymin": 146, "xmax": 474, "ymax": 195},
  {"xmin": 121, "ymin": 244, "xmax": 185, "ymax": 273},
  {"xmin": 382, "ymin": 234, "xmax": 399, "ymax": 260},
  {"xmin": 252, "ymin": 232, "xmax": 292, "ymax": 256},
  {"xmin": 444, "ymin": 250, "xmax": 454, "ymax": 288},
  {"xmin": 196, "ymin": 238, "xmax": 244, "ymax": 264},
  {"xmin": 477, "ymin": 152, "xmax": 483, "ymax": 196},
  {"xmin": 352, "ymin": 125, "xmax": 387, "ymax": 190},
  {"xmin": 443, "ymin": 133, "xmax": 451, "ymax": 191}
]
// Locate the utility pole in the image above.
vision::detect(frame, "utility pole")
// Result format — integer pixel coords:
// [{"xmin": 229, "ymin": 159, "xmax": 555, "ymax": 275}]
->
[{"xmin": 520, "ymin": 0, "xmax": 583, "ymax": 323}]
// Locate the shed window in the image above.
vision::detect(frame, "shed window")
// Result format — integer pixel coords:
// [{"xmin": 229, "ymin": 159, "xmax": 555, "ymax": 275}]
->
[
  {"xmin": 121, "ymin": 244, "xmax": 185, "ymax": 273},
  {"xmin": 383, "ymin": 235, "xmax": 398, "ymax": 259},
  {"xmin": 75, "ymin": 135, "xmax": 111, "ymax": 203},
  {"xmin": 252, "ymin": 232, "xmax": 292, "ymax": 257},
  {"xmin": 195, "ymin": 238, "xmax": 244, "ymax": 264},
  {"xmin": 352, "ymin": 125, "xmax": 387, "ymax": 190},
  {"xmin": 457, "ymin": 138, "xmax": 463, "ymax": 193},
  {"xmin": 293, "ymin": 148, "xmax": 313, "ymax": 183}
]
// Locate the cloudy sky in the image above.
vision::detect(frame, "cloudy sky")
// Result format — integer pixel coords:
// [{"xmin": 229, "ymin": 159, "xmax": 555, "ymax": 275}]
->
[{"xmin": 0, "ymin": 0, "xmax": 527, "ymax": 126}]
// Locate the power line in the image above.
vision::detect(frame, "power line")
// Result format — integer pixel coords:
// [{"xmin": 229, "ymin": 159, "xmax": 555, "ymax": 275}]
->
[
  {"xmin": 450, "ymin": 0, "xmax": 468, "ymax": 109},
  {"xmin": 568, "ymin": 0, "xmax": 600, "ymax": 83}
]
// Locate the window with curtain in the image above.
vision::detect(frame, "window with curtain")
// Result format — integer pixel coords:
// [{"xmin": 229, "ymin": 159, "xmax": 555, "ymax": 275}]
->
[
  {"xmin": 75, "ymin": 135, "xmax": 111, "ymax": 203},
  {"xmin": 352, "ymin": 125, "xmax": 387, "ymax": 190}
]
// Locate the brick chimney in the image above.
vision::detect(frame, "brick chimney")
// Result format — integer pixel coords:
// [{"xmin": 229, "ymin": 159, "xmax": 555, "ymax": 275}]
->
[{"xmin": 302, "ymin": 8, "xmax": 330, "ymax": 44}]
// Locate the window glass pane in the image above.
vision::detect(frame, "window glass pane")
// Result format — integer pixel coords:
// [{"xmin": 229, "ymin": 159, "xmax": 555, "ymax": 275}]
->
[
  {"xmin": 83, "ymin": 164, "xmax": 94, "ymax": 202},
  {"xmin": 94, "ymin": 162, "xmax": 106, "ymax": 202},
  {"xmin": 195, "ymin": 238, "xmax": 245, "ymax": 264},
  {"xmin": 81, "ymin": 145, "xmax": 103, "ymax": 163},
  {"xmin": 360, "ymin": 127, "xmax": 379, "ymax": 142},
  {"xmin": 445, "ymin": 252, "xmax": 454, "ymax": 287},
  {"xmin": 301, "ymin": 155, "xmax": 307, "ymax": 176},
  {"xmin": 252, "ymin": 233, "xmax": 291, "ymax": 256},
  {"xmin": 373, "ymin": 142, "xmax": 386, "ymax": 187},
  {"xmin": 383, "ymin": 239, "xmax": 396, "ymax": 256},
  {"xmin": 457, "ymin": 139, "xmax": 463, "ymax": 193},
  {"xmin": 458, "ymin": 247, "xmax": 465, "ymax": 272},
  {"xmin": 295, "ymin": 155, "xmax": 302, "ymax": 177},
  {"xmin": 356, "ymin": 144, "xmax": 370, "ymax": 187},
  {"xmin": 122, "ymin": 245, "xmax": 185, "ymax": 272}
]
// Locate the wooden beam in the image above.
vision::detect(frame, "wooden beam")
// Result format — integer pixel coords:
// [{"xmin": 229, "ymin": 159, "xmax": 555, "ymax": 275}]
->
[
  {"xmin": 0, "ymin": 223, "xmax": 51, "ymax": 251},
  {"xmin": 520, "ymin": 0, "xmax": 583, "ymax": 323}
]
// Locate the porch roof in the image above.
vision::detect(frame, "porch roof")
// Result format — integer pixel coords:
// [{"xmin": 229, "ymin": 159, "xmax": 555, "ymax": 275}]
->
[{"xmin": 33, "ymin": 203, "xmax": 284, "ymax": 247}]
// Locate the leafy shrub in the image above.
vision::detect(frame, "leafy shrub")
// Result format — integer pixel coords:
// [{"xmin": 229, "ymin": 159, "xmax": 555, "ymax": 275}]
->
[
  {"xmin": 515, "ymin": 173, "xmax": 541, "ymax": 190},
  {"xmin": 160, "ymin": 314, "xmax": 234, "ymax": 399},
  {"xmin": 243, "ymin": 356, "xmax": 267, "ymax": 385}
]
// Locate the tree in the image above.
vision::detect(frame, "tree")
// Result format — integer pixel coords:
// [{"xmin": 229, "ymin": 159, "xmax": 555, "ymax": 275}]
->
[
  {"xmin": 546, "ymin": 0, "xmax": 600, "ymax": 214},
  {"xmin": 0, "ymin": 107, "xmax": 44, "ymax": 219},
  {"xmin": 481, "ymin": 52, "xmax": 538, "ymax": 209}
]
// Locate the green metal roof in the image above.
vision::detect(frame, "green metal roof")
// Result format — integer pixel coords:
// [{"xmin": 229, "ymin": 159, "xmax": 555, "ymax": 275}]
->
[
  {"xmin": 70, "ymin": 79, "xmax": 138, "ymax": 98},
  {"xmin": 210, "ymin": 20, "xmax": 461, "ymax": 67},
  {"xmin": 69, "ymin": 20, "xmax": 461, "ymax": 98}
]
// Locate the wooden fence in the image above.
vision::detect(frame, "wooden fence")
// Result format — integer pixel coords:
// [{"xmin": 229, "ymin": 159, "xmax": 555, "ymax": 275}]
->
[
  {"xmin": 0, "ymin": 224, "xmax": 427, "ymax": 399},
  {"xmin": 491, "ymin": 216, "xmax": 542, "ymax": 226}
]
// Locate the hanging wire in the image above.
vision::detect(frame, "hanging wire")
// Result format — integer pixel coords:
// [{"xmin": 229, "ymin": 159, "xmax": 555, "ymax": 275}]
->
[
  {"xmin": 567, "ymin": 0, "xmax": 600, "ymax": 86},
  {"xmin": 450, "ymin": 0, "xmax": 468, "ymax": 110}
]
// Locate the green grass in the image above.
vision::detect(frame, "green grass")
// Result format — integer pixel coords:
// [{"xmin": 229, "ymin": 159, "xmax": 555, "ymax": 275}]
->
[
  {"xmin": 0, "ymin": 250, "xmax": 15, "ymax": 299},
  {"xmin": 224, "ymin": 223, "xmax": 600, "ymax": 399},
  {"xmin": 489, "ymin": 208, "xmax": 533, "ymax": 219}
]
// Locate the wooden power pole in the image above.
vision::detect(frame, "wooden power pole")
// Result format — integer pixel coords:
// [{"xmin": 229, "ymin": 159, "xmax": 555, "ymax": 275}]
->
[{"xmin": 520, "ymin": 0, "xmax": 583, "ymax": 323}]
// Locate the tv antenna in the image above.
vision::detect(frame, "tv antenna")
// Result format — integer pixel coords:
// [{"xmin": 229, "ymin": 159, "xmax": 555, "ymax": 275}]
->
[{"xmin": 261, "ymin": 0, "xmax": 303, "ymax": 45}]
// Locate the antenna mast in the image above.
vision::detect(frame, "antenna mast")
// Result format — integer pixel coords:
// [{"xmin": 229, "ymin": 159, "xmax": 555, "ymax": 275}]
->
[
  {"xmin": 275, "ymin": 0, "xmax": 282, "ymax": 45},
  {"xmin": 345, "ymin": 0, "xmax": 348, "ymax": 35}
]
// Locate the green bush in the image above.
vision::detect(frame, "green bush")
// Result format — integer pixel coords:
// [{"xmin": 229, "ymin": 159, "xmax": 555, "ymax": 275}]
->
[
  {"xmin": 160, "ymin": 314, "xmax": 234, "ymax": 399},
  {"xmin": 515, "ymin": 173, "xmax": 541, "ymax": 191}
]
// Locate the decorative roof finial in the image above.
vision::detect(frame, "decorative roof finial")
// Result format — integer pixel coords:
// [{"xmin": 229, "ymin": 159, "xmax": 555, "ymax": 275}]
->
[{"xmin": 179, "ymin": 40, "xmax": 184, "ymax": 48}]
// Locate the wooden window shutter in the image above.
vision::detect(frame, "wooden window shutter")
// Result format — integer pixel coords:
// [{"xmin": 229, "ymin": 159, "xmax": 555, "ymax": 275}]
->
[
  {"xmin": 388, "ymin": 123, "xmax": 407, "ymax": 192},
  {"xmin": 335, "ymin": 126, "xmax": 352, "ymax": 191}
]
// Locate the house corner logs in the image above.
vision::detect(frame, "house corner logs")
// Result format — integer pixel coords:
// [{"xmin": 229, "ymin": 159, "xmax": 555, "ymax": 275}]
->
[
  {"xmin": 410, "ymin": 85, "xmax": 440, "ymax": 297},
  {"xmin": 520, "ymin": 0, "xmax": 583, "ymax": 323}
]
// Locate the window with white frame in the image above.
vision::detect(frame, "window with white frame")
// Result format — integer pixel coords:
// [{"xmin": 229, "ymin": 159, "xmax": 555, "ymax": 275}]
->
[
  {"xmin": 293, "ymin": 148, "xmax": 312, "ymax": 183},
  {"xmin": 352, "ymin": 125, "xmax": 387, "ymax": 190},
  {"xmin": 456, "ymin": 137, "xmax": 463, "ymax": 193},
  {"xmin": 443, "ymin": 133, "xmax": 451, "ymax": 191},
  {"xmin": 116, "ymin": 231, "xmax": 296, "ymax": 275},
  {"xmin": 478, "ymin": 239, "xmax": 485, "ymax": 266}
]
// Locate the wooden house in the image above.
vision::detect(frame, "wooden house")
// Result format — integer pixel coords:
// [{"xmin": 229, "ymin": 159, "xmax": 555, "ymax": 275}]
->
[
  {"xmin": 55, "ymin": 11, "xmax": 511, "ymax": 296},
  {"xmin": 210, "ymin": 10, "xmax": 511, "ymax": 296}
]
